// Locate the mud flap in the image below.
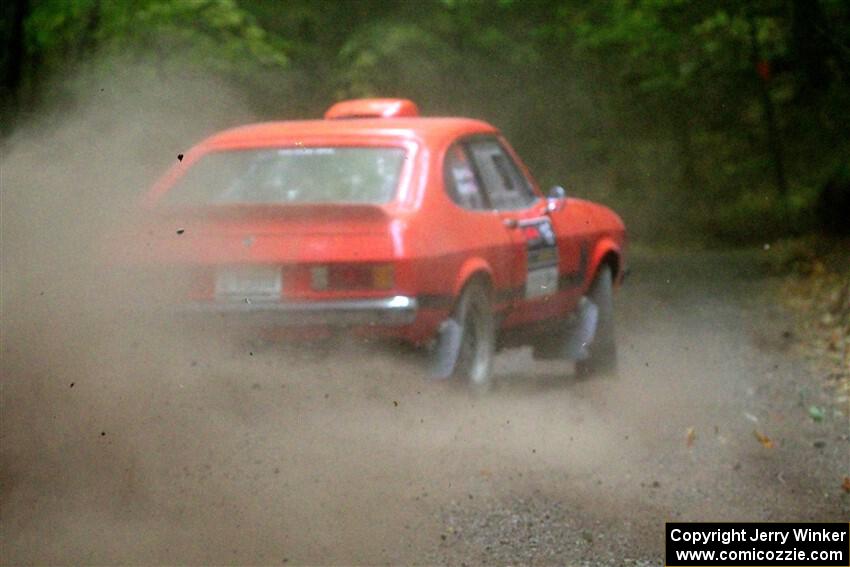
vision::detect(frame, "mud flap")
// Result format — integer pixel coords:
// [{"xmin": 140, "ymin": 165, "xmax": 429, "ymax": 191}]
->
[
  {"xmin": 563, "ymin": 297, "xmax": 598, "ymax": 361},
  {"xmin": 430, "ymin": 318, "xmax": 462, "ymax": 380}
]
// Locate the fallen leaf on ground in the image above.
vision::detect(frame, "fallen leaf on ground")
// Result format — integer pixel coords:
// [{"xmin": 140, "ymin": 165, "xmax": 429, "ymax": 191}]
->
[
  {"xmin": 686, "ymin": 427, "xmax": 696, "ymax": 447},
  {"xmin": 842, "ymin": 477, "xmax": 850, "ymax": 493},
  {"xmin": 754, "ymin": 430, "xmax": 774, "ymax": 449},
  {"xmin": 827, "ymin": 330, "xmax": 841, "ymax": 351}
]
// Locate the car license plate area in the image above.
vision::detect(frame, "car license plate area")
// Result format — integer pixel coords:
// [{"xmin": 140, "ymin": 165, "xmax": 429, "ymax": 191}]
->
[{"xmin": 215, "ymin": 266, "xmax": 282, "ymax": 301}]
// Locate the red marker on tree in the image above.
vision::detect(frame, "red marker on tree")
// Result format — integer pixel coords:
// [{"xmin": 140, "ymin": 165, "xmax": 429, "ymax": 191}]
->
[{"xmin": 756, "ymin": 60, "xmax": 771, "ymax": 82}]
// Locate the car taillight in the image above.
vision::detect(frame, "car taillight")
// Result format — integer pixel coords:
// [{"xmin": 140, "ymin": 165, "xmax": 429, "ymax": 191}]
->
[
  {"xmin": 371, "ymin": 265, "xmax": 394, "ymax": 289},
  {"xmin": 310, "ymin": 264, "xmax": 394, "ymax": 291}
]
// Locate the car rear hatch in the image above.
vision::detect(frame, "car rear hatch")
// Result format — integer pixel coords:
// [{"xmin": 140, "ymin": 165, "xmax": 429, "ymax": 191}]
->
[
  {"xmin": 127, "ymin": 142, "xmax": 418, "ymax": 306},
  {"xmin": 129, "ymin": 203, "xmax": 405, "ymax": 305}
]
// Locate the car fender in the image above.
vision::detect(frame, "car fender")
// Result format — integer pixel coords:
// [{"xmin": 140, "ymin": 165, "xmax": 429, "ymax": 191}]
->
[
  {"xmin": 588, "ymin": 238, "xmax": 622, "ymax": 286},
  {"xmin": 453, "ymin": 258, "xmax": 495, "ymax": 301}
]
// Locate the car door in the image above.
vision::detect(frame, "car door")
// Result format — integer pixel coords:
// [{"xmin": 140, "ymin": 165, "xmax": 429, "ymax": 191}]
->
[
  {"xmin": 440, "ymin": 141, "xmax": 516, "ymax": 313},
  {"xmin": 462, "ymin": 137, "xmax": 581, "ymax": 327}
]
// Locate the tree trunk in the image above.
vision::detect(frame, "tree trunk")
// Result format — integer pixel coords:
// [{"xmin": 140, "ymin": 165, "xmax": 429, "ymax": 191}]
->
[{"xmin": 747, "ymin": 12, "xmax": 790, "ymax": 226}]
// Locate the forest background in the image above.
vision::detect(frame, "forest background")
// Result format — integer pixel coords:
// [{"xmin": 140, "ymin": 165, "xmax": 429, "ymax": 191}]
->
[{"xmin": 2, "ymin": 0, "xmax": 849, "ymax": 242}]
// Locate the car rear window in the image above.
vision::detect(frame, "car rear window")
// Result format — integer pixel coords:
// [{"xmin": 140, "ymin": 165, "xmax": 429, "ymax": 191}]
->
[{"xmin": 162, "ymin": 147, "xmax": 406, "ymax": 205}]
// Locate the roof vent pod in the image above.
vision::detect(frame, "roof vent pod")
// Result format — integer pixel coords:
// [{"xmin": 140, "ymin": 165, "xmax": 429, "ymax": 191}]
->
[{"xmin": 324, "ymin": 98, "xmax": 419, "ymax": 120}]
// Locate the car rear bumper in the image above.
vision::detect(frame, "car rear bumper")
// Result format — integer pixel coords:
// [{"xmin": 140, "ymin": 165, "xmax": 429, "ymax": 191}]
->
[{"xmin": 177, "ymin": 295, "xmax": 418, "ymax": 327}]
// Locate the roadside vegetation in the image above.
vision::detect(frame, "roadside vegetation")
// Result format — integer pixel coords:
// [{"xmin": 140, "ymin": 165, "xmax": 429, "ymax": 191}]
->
[{"xmin": 768, "ymin": 237, "xmax": 850, "ymax": 410}]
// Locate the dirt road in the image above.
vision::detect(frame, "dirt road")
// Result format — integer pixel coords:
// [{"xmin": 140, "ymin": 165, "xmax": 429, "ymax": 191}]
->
[{"xmin": 2, "ymin": 249, "xmax": 848, "ymax": 565}]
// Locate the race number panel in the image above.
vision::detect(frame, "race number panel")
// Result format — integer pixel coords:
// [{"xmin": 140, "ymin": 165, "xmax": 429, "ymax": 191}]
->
[{"xmin": 523, "ymin": 218, "xmax": 559, "ymax": 298}]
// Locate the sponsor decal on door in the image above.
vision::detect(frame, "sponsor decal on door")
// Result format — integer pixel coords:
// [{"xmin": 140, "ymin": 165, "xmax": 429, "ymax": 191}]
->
[{"xmin": 523, "ymin": 219, "xmax": 559, "ymax": 298}]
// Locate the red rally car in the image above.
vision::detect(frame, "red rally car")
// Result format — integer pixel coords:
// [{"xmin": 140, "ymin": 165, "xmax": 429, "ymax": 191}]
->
[{"xmin": 137, "ymin": 98, "xmax": 627, "ymax": 390}]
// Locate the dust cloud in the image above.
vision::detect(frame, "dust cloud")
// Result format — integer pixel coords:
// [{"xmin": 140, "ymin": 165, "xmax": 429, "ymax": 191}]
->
[{"xmin": 3, "ymin": 61, "xmax": 825, "ymax": 566}]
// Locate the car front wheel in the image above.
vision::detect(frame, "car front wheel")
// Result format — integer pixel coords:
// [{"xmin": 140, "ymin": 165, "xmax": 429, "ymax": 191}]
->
[{"xmin": 575, "ymin": 264, "xmax": 618, "ymax": 378}]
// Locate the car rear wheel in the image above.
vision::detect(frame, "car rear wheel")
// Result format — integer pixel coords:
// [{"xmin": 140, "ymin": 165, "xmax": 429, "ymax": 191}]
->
[
  {"xmin": 454, "ymin": 282, "xmax": 496, "ymax": 391},
  {"xmin": 435, "ymin": 281, "xmax": 496, "ymax": 392},
  {"xmin": 575, "ymin": 264, "xmax": 618, "ymax": 378}
]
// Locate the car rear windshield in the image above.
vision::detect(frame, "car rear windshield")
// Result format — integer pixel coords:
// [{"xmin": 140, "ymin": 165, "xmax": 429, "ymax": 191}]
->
[{"xmin": 162, "ymin": 147, "xmax": 406, "ymax": 205}]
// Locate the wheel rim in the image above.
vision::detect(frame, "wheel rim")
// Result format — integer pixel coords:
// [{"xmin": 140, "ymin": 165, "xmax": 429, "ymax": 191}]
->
[{"xmin": 462, "ymin": 300, "xmax": 490, "ymax": 386}]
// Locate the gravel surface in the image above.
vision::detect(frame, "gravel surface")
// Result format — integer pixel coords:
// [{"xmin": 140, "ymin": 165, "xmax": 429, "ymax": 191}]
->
[
  {"xmin": 429, "ymin": 249, "xmax": 849, "ymax": 566},
  {"xmin": 3, "ymin": 249, "xmax": 848, "ymax": 565}
]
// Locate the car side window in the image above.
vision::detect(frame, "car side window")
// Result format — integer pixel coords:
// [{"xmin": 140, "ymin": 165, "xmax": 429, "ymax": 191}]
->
[
  {"xmin": 444, "ymin": 143, "xmax": 488, "ymax": 210},
  {"xmin": 465, "ymin": 139, "xmax": 537, "ymax": 210}
]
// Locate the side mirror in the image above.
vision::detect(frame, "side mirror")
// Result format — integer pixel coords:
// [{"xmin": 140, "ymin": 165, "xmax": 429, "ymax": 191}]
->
[
  {"xmin": 548, "ymin": 185, "xmax": 566, "ymax": 199},
  {"xmin": 546, "ymin": 185, "xmax": 567, "ymax": 213}
]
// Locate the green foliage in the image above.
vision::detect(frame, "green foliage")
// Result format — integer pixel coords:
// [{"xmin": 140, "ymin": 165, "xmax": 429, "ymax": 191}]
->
[
  {"xmin": 338, "ymin": 23, "xmax": 449, "ymax": 98},
  {"xmin": 25, "ymin": 0, "xmax": 96, "ymax": 52},
  {"xmin": 25, "ymin": 0, "xmax": 287, "ymax": 75},
  {"xmin": 7, "ymin": 0, "xmax": 850, "ymax": 242}
]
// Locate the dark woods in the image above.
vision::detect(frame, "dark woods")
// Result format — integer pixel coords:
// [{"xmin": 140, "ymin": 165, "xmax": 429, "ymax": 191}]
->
[{"xmin": 2, "ymin": 0, "xmax": 848, "ymax": 242}]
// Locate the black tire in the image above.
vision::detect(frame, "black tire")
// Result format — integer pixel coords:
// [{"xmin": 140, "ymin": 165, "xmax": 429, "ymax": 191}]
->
[
  {"xmin": 451, "ymin": 281, "xmax": 496, "ymax": 392},
  {"xmin": 575, "ymin": 264, "xmax": 617, "ymax": 378}
]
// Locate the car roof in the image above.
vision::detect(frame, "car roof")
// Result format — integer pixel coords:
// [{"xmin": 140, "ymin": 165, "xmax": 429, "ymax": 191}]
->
[{"xmin": 201, "ymin": 117, "xmax": 499, "ymax": 150}]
